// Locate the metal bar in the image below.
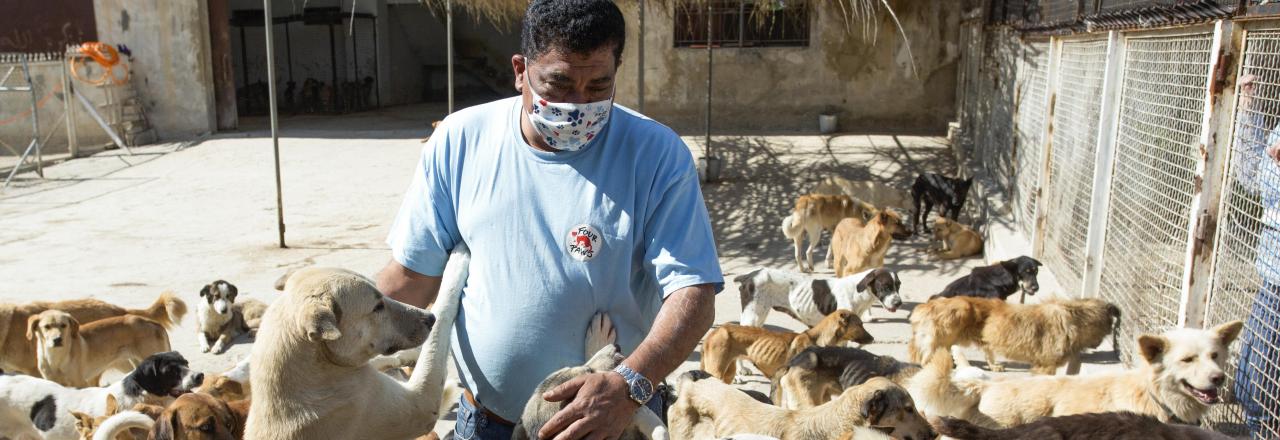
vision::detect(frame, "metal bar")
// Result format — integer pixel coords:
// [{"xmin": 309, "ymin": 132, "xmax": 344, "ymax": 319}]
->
[
  {"xmin": 23, "ymin": 58, "xmax": 41, "ymax": 177},
  {"xmin": 265, "ymin": 0, "xmax": 286, "ymax": 249},
  {"xmin": 73, "ymin": 88, "xmax": 131, "ymax": 154},
  {"xmin": 63, "ymin": 56, "xmax": 78, "ymax": 158},
  {"xmin": 1081, "ymin": 30, "xmax": 1126, "ymax": 300},
  {"xmin": 637, "ymin": 0, "xmax": 645, "ymax": 113},
  {"xmin": 2, "ymin": 139, "xmax": 39, "ymax": 190},
  {"xmin": 240, "ymin": 25, "xmax": 249, "ymax": 95},
  {"xmin": 447, "ymin": 0, "xmax": 454, "ymax": 114},
  {"xmin": 705, "ymin": 0, "xmax": 713, "ymax": 159},
  {"xmin": 1032, "ymin": 38, "xmax": 1063, "ymax": 260},
  {"xmin": 329, "ymin": 21, "xmax": 338, "ymax": 112},
  {"xmin": 286, "ymin": 19, "xmax": 294, "ymax": 84},
  {"xmin": 352, "ymin": 14, "xmax": 361, "ymax": 111},
  {"xmin": 372, "ymin": 15, "xmax": 381, "ymax": 108},
  {"xmin": 738, "ymin": 0, "xmax": 745, "ymax": 48}
]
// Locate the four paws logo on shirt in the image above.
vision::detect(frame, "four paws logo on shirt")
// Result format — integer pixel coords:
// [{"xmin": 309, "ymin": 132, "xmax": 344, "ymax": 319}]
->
[{"xmin": 566, "ymin": 224, "xmax": 602, "ymax": 261}]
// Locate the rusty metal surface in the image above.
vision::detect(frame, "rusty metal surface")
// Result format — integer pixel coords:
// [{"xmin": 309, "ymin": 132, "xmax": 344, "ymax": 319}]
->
[{"xmin": 0, "ymin": 0, "xmax": 97, "ymax": 53}]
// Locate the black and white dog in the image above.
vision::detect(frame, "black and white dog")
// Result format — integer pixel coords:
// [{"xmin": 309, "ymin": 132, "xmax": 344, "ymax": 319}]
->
[
  {"xmin": 736, "ymin": 267, "xmax": 903, "ymax": 327},
  {"xmin": 930, "ymin": 256, "xmax": 1042, "ymax": 301},
  {"xmin": 0, "ymin": 351, "xmax": 202, "ymax": 440},
  {"xmin": 910, "ymin": 173, "xmax": 974, "ymax": 235}
]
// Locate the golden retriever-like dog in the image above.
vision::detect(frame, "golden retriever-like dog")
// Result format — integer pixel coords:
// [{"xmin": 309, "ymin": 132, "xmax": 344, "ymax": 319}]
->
[
  {"xmin": 917, "ymin": 322, "xmax": 1243, "ymax": 428},
  {"xmin": 669, "ymin": 370, "xmax": 935, "ymax": 440},
  {"xmin": 702, "ymin": 310, "xmax": 874, "ymax": 384},
  {"xmin": 783, "ymin": 194, "xmax": 878, "ymax": 273},
  {"xmin": 244, "ymin": 245, "xmax": 469, "ymax": 440},
  {"xmin": 908, "ymin": 296, "xmax": 1120, "ymax": 374},
  {"xmin": 813, "ymin": 177, "xmax": 911, "ymax": 210},
  {"xmin": 927, "ymin": 217, "xmax": 982, "ymax": 260},
  {"xmin": 830, "ymin": 210, "xmax": 910, "ymax": 278},
  {"xmin": 28, "ymin": 310, "xmax": 172, "ymax": 387},
  {"xmin": 0, "ymin": 293, "xmax": 186, "ymax": 376}
]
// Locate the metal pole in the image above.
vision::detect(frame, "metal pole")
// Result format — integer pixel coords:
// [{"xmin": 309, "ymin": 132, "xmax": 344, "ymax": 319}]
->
[
  {"xmin": 446, "ymin": 0, "xmax": 454, "ymax": 114},
  {"xmin": 637, "ymin": 0, "xmax": 645, "ymax": 113},
  {"xmin": 62, "ymin": 52, "xmax": 78, "ymax": 158},
  {"xmin": 704, "ymin": 1, "xmax": 712, "ymax": 159},
  {"xmin": 373, "ymin": 15, "xmax": 381, "ymax": 108},
  {"xmin": 329, "ymin": 21, "xmax": 338, "ymax": 112},
  {"xmin": 23, "ymin": 58, "xmax": 42, "ymax": 177},
  {"xmin": 285, "ymin": 19, "xmax": 294, "ymax": 84},
  {"xmin": 264, "ymin": 0, "xmax": 287, "ymax": 248}
]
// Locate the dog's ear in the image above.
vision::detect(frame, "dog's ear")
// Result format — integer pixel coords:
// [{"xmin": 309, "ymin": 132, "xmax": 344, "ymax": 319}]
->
[
  {"xmin": 70, "ymin": 411, "xmax": 93, "ymax": 431},
  {"xmin": 303, "ymin": 296, "xmax": 342, "ymax": 342},
  {"xmin": 860, "ymin": 389, "xmax": 892, "ymax": 425},
  {"xmin": 105, "ymin": 393, "xmax": 119, "ymax": 415},
  {"xmin": 1138, "ymin": 334, "xmax": 1169, "ymax": 364},
  {"xmin": 26, "ymin": 314, "xmax": 40, "ymax": 340},
  {"xmin": 857, "ymin": 272, "xmax": 874, "ymax": 292},
  {"xmin": 153, "ymin": 409, "xmax": 178, "ymax": 440},
  {"xmin": 67, "ymin": 316, "xmax": 80, "ymax": 339},
  {"xmin": 1213, "ymin": 320, "xmax": 1245, "ymax": 345},
  {"xmin": 273, "ymin": 269, "xmax": 297, "ymax": 291},
  {"xmin": 200, "ymin": 284, "xmax": 211, "ymax": 298},
  {"xmin": 225, "ymin": 281, "xmax": 239, "ymax": 301}
]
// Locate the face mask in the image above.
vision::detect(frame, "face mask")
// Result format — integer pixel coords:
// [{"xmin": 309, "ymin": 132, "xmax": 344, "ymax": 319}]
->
[{"xmin": 524, "ymin": 70, "xmax": 613, "ymax": 151}]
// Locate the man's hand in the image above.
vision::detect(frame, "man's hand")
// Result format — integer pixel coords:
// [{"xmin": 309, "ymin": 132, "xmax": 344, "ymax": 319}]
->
[{"xmin": 538, "ymin": 371, "xmax": 640, "ymax": 440}]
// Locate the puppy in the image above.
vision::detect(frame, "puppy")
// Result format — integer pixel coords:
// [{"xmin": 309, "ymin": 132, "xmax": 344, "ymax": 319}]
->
[
  {"xmin": 776, "ymin": 346, "xmax": 921, "ymax": 409},
  {"xmin": 195, "ymin": 357, "xmax": 251, "ymax": 402},
  {"xmin": 927, "ymin": 217, "xmax": 982, "ymax": 260},
  {"xmin": 909, "ymin": 296, "xmax": 1120, "ymax": 374},
  {"xmin": 784, "ymin": 194, "xmax": 878, "ymax": 272},
  {"xmin": 244, "ymin": 245, "xmax": 469, "ymax": 440},
  {"xmin": 830, "ymin": 210, "xmax": 910, "ymax": 278},
  {"xmin": 513, "ymin": 344, "xmax": 666, "ymax": 440},
  {"xmin": 702, "ymin": 310, "xmax": 873, "ymax": 384},
  {"xmin": 736, "ymin": 267, "xmax": 903, "ymax": 329},
  {"xmin": 0, "ymin": 352, "xmax": 203, "ymax": 440},
  {"xmin": 196, "ymin": 280, "xmax": 267, "ymax": 354},
  {"xmin": 70, "ymin": 395, "xmax": 136, "ymax": 440},
  {"xmin": 910, "ymin": 173, "xmax": 973, "ymax": 234},
  {"xmin": 922, "ymin": 322, "xmax": 1244, "ymax": 427},
  {"xmin": 812, "ymin": 176, "xmax": 912, "ymax": 210},
  {"xmin": 931, "ymin": 256, "xmax": 1041, "ymax": 301},
  {"xmin": 668, "ymin": 371, "xmax": 934, "ymax": 440},
  {"xmin": 933, "ymin": 411, "xmax": 1236, "ymax": 439},
  {"xmin": 149, "ymin": 393, "xmax": 251, "ymax": 440},
  {"xmin": 28, "ymin": 311, "xmax": 171, "ymax": 387},
  {"xmin": 0, "ymin": 292, "xmax": 187, "ymax": 376}
]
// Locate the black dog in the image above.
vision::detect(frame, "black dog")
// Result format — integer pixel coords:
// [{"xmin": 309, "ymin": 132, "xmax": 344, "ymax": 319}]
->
[
  {"xmin": 934, "ymin": 411, "xmax": 1234, "ymax": 439},
  {"xmin": 910, "ymin": 173, "xmax": 973, "ymax": 234},
  {"xmin": 930, "ymin": 256, "xmax": 1042, "ymax": 301}
]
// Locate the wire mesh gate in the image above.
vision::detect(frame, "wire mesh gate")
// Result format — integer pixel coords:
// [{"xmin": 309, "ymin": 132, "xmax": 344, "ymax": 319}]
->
[{"xmin": 1015, "ymin": 42, "xmax": 1051, "ymax": 238}]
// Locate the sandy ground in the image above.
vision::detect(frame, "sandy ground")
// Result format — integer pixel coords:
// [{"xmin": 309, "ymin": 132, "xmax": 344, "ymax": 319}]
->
[{"xmin": 0, "ymin": 111, "xmax": 1121, "ymax": 435}]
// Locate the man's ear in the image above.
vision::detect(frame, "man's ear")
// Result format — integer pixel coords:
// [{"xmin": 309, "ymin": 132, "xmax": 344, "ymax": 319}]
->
[
  {"xmin": 1213, "ymin": 320, "xmax": 1244, "ymax": 345},
  {"xmin": 26, "ymin": 315, "xmax": 40, "ymax": 340},
  {"xmin": 304, "ymin": 296, "xmax": 342, "ymax": 342},
  {"xmin": 1138, "ymin": 334, "xmax": 1168, "ymax": 365}
]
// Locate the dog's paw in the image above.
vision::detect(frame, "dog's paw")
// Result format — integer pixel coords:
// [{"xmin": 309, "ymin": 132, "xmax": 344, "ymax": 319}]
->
[{"xmin": 584, "ymin": 312, "xmax": 617, "ymax": 357}]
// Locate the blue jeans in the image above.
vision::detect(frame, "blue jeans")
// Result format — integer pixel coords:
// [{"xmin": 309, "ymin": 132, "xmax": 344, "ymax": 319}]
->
[
  {"xmin": 453, "ymin": 390, "xmax": 666, "ymax": 440},
  {"xmin": 1235, "ymin": 282, "xmax": 1280, "ymax": 438}
]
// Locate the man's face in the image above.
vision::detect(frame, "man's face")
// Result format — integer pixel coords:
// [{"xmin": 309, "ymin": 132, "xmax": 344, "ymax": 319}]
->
[{"xmin": 513, "ymin": 47, "xmax": 618, "ymax": 112}]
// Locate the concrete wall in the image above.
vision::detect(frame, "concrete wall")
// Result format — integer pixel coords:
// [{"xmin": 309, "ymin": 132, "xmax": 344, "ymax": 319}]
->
[
  {"xmin": 614, "ymin": 1, "xmax": 964, "ymax": 134},
  {"xmin": 0, "ymin": 57, "xmax": 123, "ymax": 160},
  {"xmin": 94, "ymin": 0, "xmax": 216, "ymax": 140}
]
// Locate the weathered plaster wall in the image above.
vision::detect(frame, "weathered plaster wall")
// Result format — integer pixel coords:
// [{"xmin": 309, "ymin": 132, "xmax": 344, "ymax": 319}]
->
[
  {"xmin": 615, "ymin": 1, "xmax": 963, "ymax": 134},
  {"xmin": 94, "ymin": 0, "xmax": 216, "ymax": 140},
  {"xmin": 0, "ymin": 58, "xmax": 116, "ymax": 158}
]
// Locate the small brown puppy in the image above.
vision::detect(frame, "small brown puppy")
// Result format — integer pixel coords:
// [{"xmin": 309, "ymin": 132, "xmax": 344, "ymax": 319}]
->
[
  {"xmin": 28, "ymin": 310, "xmax": 172, "ymax": 387},
  {"xmin": 151, "ymin": 393, "xmax": 250, "ymax": 440},
  {"xmin": 928, "ymin": 217, "xmax": 982, "ymax": 260},
  {"xmin": 830, "ymin": 210, "xmax": 910, "ymax": 277},
  {"xmin": 702, "ymin": 310, "xmax": 874, "ymax": 384}
]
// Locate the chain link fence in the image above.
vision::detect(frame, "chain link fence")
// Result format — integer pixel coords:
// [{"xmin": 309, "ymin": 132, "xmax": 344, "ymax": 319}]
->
[{"xmin": 1015, "ymin": 42, "xmax": 1052, "ymax": 238}]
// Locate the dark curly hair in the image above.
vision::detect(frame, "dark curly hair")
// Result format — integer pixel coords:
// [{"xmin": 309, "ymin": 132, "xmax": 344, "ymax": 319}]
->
[{"xmin": 521, "ymin": 0, "xmax": 626, "ymax": 64}]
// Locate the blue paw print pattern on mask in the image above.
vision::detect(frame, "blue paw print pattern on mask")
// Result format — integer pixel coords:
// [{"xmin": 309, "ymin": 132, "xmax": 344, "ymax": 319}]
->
[{"xmin": 525, "ymin": 68, "xmax": 614, "ymax": 152}]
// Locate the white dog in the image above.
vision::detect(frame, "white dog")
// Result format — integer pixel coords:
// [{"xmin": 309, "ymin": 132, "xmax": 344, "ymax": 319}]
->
[
  {"xmin": 244, "ymin": 245, "xmax": 469, "ymax": 440},
  {"xmin": 735, "ymin": 267, "xmax": 903, "ymax": 327}
]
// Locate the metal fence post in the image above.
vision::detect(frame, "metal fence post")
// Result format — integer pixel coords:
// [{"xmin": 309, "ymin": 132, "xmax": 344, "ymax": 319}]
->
[
  {"xmin": 1081, "ymin": 30, "xmax": 1125, "ymax": 300},
  {"xmin": 1032, "ymin": 37, "xmax": 1062, "ymax": 259},
  {"xmin": 1178, "ymin": 20, "xmax": 1243, "ymax": 329}
]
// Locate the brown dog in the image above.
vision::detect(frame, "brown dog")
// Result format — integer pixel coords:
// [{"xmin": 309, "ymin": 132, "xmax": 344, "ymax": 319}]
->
[
  {"xmin": 783, "ymin": 194, "xmax": 878, "ymax": 273},
  {"xmin": 702, "ymin": 310, "xmax": 874, "ymax": 384},
  {"xmin": 909, "ymin": 297, "xmax": 1120, "ymax": 374},
  {"xmin": 29, "ymin": 310, "xmax": 172, "ymax": 387},
  {"xmin": 151, "ymin": 393, "xmax": 250, "ymax": 440},
  {"xmin": 0, "ymin": 292, "xmax": 186, "ymax": 376},
  {"xmin": 776, "ymin": 346, "xmax": 921, "ymax": 410},
  {"xmin": 830, "ymin": 210, "xmax": 910, "ymax": 277},
  {"xmin": 928, "ymin": 217, "xmax": 982, "ymax": 260}
]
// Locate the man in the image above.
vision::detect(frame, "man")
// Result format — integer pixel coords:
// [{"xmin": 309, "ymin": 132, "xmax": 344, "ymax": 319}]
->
[
  {"xmin": 379, "ymin": 2, "xmax": 723, "ymax": 440},
  {"xmin": 1232, "ymin": 73, "xmax": 1280, "ymax": 438}
]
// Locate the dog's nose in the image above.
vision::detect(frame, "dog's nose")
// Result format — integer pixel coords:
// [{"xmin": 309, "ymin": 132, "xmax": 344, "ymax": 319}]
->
[
  {"xmin": 192, "ymin": 372, "xmax": 205, "ymax": 385},
  {"xmin": 1212, "ymin": 374, "xmax": 1225, "ymax": 387},
  {"xmin": 423, "ymin": 314, "xmax": 436, "ymax": 329},
  {"xmin": 51, "ymin": 337, "xmax": 62, "ymax": 346}
]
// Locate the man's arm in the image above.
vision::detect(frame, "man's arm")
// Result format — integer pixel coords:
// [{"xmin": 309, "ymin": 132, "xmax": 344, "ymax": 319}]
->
[
  {"xmin": 538, "ymin": 284, "xmax": 716, "ymax": 440},
  {"xmin": 376, "ymin": 259, "xmax": 442, "ymax": 309}
]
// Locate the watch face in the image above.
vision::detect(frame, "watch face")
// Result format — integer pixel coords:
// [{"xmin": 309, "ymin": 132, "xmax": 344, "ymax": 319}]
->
[{"xmin": 630, "ymin": 377, "xmax": 654, "ymax": 403}]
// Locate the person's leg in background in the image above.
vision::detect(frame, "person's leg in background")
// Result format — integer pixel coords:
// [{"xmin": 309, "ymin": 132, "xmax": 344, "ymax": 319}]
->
[{"xmin": 1238, "ymin": 282, "xmax": 1280, "ymax": 438}]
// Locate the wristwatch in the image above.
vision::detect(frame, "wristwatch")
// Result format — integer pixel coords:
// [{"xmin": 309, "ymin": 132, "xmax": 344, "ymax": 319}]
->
[{"xmin": 612, "ymin": 363, "xmax": 655, "ymax": 406}]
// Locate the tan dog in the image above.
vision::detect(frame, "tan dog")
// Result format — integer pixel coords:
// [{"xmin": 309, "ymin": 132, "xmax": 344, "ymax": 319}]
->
[
  {"xmin": 0, "ymin": 293, "xmax": 186, "ymax": 376},
  {"xmin": 909, "ymin": 297, "xmax": 1120, "ymax": 374},
  {"xmin": 29, "ymin": 311, "xmax": 172, "ymax": 387},
  {"xmin": 776, "ymin": 346, "xmax": 921, "ymax": 410},
  {"xmin": 70, "ymin": 395, "xmax": 146, "ymax": 440},
  {"xmin": 702, "ymin": 310, "xmax": 873, "ymax": 384},
  {"xmin": 244, "ymin": 245, "xmax": 469, "ymax": 440},
  {"xmin": 920, "ymin": 322, "xmax": 1243, "ymax": 428},
  {"xmin": 813, "ymin": 177, "xmax": 911, "ymax": 210},
  {"xmin": 928, "ymin": 217, "xmax": 982, "ymax": 260},
  {"xmin": 149, "ymin": 393, "xmax": 250, "ymax": 440},
  {"xmin": 783, "ymin": 194, "xmax": 878, "ymax": 273},
  {"xmin": 669, "ymin": 371, "xmax": 935, "ymax": 440},
  {"xmin": 830, "ymin": 210, "xmax": 910, "ymax": 277}
]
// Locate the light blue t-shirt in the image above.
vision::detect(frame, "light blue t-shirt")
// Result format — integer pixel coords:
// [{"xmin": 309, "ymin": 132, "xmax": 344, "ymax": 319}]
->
[{"xmin": 386, "ymin": 96, "xmax": 723, "ymax": 420}]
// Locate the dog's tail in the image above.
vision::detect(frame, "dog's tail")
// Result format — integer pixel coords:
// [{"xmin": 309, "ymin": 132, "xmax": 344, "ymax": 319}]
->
[
  {"xmin": 131, "ymin": 291, "xmax": 187, "ymax": 329},
  {"xmin": 1107, "ymin": 302, "xmax": 1123, "ymax": 354},
  {"xmin": 93, "ymin": 411, "xmax": 153, "ymax": 440},
  {"xmin": 780, "ymin": 213, "xmax": 803, "ymax": 240},
  {"xmin": 931, "ymin": 417, "xmax": 1006, "ymax": 440},
  {"xmin": 734, "ymin": 268, "xmax": 763, "ymax": 311},
  {"xmin": 273, "ymin": 268, "xmax": 298, "ymax": 291}
]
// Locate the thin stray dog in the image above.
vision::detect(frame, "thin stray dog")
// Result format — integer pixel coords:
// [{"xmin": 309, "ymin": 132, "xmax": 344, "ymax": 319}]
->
[
  {"xmin": 244, "ymin": 245, "xmax": 470, "ymax": 440},
  {"xmin": 910, "ymin": 173, "xmax": 973, "ymax": 235},
  {"xmin": 28, "ymin": 310, "xmax": 171, "ymax": 387},
  {"xmin": 922, "ymin": 322, "xmax": 1244, "ymax": 427},
  {"xmin": 932, "ymin": 411, "xmax": 1235, "ymax": 440},
  {"xmin": 812, "ymin": 177, "xmax": 911, "ymax": 210},
  {"xmin": 196, "ymin": 280, "xmax": 268, "ymax": 354},
  {"xmin": 735, "ymin": 267, "xmax": 903, "ymax": 329},
  {"xmin": 668, "ymin": 370, "xmax": 935, "ymax": 440},
  {"xmin": 909, "ymin": 296, "xmax": 1120, "ymax": 374},
  {"xmin": 927, "ymin": 217, "xmax": 982, "ymax": 260},
  {"xmin": 702, "ymin": 310, "xmax": 874, "ymax": 384},
  {"xmin": 783, "ymin": 194, "xmax": 878, "ymax": 273},
  {"xmin": 830, "ymin": 210, "xmax": 910, "ymax": 278},
  {"xmin": 776, "ymin": 346, "xmax": 921, "ymax": 410},
  {"xmin": 930, "ymin": 256, "xmax": 1042, "ymax": 301}
]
